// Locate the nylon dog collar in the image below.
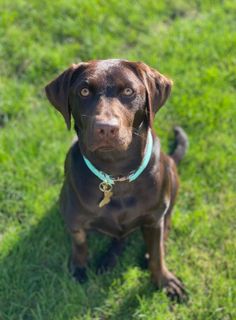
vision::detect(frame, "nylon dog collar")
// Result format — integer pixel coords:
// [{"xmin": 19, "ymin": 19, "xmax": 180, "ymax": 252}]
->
[{"xmin": 82, "ymin": 129, "xmax": 153, "ymax": 185}]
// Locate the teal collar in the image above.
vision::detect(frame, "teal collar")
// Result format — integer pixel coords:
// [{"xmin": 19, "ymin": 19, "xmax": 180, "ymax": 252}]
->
[{"xmin": 82, "ymin": 129, "xmax": 153, "ymax": 185}]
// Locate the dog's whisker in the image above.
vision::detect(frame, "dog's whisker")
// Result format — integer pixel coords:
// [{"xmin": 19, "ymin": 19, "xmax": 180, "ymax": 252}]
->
[
  {"xmin": 132, "ymin": 128, "xmax": 145, "ymax": 139},
  {"xmin": 81, "ymin": 114, "xmax": 93, "ymax": 118},
  {"xmin": 133, "ymin": 131, "xmax": 142, "ymax": 138}
]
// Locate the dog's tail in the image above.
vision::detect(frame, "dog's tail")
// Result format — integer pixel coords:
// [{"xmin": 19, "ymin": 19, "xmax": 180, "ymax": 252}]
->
[{"xmin": 169, "ymin": 126, "xmax": 189, "ymax": 165}]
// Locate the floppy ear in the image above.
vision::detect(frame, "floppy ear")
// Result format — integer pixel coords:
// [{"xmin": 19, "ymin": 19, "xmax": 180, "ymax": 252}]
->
[
  {"xmin": 128, "ymin": 62, "xmax": 173, "ymax": 126},
  {"xmin": 45, "ymin": 63, "xmax": 84, "ymax": 129}
]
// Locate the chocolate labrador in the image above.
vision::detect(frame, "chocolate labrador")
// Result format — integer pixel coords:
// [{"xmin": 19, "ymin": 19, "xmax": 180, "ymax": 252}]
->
[{"xmin": 45, "ymin": 59, "xmax": 188, "ymax": 301}]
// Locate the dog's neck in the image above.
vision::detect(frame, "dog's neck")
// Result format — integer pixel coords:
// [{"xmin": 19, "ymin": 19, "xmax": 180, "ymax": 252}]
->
[{"xmin": 76, "ymin": 125, "xmax": 150, "ymax": 177}]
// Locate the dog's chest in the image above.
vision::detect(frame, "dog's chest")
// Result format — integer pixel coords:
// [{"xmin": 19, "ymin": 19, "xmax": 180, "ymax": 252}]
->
[
  {"xmin": 89, "ymin": 181, "xmax": 158, "ymax": 238},
  {"xmin": 91, "ymin": 198, "xmax": 146, "ymax": 238}
]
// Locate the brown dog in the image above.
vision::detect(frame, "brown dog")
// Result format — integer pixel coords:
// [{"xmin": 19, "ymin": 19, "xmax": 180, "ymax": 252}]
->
[{"xmin": 45, "ymin": 59, "xmax": 188, "ymax": 301}]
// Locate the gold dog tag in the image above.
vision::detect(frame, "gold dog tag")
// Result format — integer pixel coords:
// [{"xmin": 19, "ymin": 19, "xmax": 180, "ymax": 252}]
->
[{"xmin": 99, "ymin": 182, "xmax": 113, "ymax": 207}]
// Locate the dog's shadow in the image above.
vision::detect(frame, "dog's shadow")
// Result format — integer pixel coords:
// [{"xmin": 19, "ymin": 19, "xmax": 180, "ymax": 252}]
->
[{"xmin": 1, "ymin": 204, "xmax": 167, "ymax": 320}]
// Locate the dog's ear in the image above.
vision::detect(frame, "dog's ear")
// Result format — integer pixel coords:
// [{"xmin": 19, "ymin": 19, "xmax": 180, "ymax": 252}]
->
[
  {"xmin": 45, "ymin": 63, "xmax": 85, "ymax": 129},
  {"xmin": 128, "ymin": 61, "xmax": 173, "ymax": 126}
]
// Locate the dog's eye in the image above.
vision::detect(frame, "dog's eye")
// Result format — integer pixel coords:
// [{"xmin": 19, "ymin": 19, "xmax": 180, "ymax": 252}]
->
[
  {"xmin": 122, "ymin": 88, "xmax": 134, "ymax": 96},
  {"xmin": 80, "ymin": 88, "xmax": 90, "ymax": 97}
]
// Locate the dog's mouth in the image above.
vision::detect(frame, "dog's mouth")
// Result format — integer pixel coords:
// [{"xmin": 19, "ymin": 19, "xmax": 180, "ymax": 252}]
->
[
  {"xmin": 89, "ymin": 139, "xmax": 129, "ymax": 153},
  {"xmin": 96, "ymin": 146, "xmax": 115, "ymax": 152},
  {"xmin": 86, "ymin": 130, "xmax": 132, "ymax": 153},
  {"xmin": 90, "ymin": 143, "xmax": 118, "ymax": 152}
]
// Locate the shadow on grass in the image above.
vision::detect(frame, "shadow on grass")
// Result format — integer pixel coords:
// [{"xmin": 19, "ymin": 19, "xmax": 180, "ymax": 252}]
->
[{"xmin": 0, "ymin": 204, "xmax": 163, "ymax": 320}]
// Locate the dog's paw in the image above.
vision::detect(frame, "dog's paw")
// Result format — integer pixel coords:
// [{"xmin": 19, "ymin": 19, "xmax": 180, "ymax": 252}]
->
[
  {"xmin": 68, "ymin": 259, "xmax": 88, "ymax": 283},
  {"xmin": 155, "ymin": 270, "xmax": 187, "ymax": 303}
]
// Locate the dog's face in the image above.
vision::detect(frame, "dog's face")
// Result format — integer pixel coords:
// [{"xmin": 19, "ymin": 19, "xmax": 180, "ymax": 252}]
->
[{"xmin": 45, "ymin": 59, "xmax": 172, "ymax": 152}]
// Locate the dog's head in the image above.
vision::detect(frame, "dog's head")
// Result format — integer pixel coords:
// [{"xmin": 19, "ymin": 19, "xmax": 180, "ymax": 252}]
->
[{"xmin": 45, "ymin": 59, "xmax": 172, "ymax": 152}]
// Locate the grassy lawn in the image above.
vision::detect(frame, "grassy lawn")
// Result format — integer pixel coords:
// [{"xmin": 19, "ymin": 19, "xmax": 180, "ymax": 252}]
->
[{"xmin": 0, "ymin": 0, "xmax": 236, "ymax": 319}]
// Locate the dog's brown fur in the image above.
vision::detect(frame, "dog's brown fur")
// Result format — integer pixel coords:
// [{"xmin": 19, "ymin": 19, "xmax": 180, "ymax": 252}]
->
[{"xmin": 45, "ymin": 59, "xmax": 188, "ymax": 301}]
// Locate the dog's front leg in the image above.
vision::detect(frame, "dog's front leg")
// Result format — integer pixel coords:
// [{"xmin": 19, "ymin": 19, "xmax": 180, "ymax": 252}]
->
[
  {"xmin": 142, "ymin": 218, "xmax": 186, "ymax": 302},
  {"xmin": 69, "ymin": 228, "xmax": 88, "ymax": 283}
]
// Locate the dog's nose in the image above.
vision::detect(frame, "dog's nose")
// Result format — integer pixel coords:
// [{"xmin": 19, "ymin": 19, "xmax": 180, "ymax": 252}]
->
[{"xmin": 94, "ymin": 119, "xmax": 119, "ymax": 138}]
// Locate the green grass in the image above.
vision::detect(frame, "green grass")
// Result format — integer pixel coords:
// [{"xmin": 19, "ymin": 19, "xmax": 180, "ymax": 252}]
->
[{"xmin": 1, "ymin": 0, "xmax": 236, "ymax": 319}]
